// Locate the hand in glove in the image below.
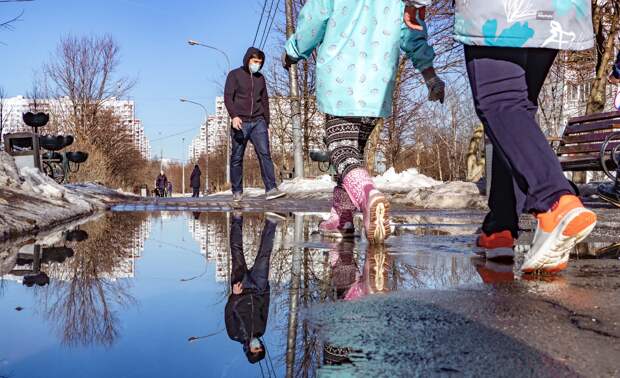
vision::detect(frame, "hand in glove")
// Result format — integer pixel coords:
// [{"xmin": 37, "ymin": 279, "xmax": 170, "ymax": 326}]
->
[
  {"xmin": 422, "ymin": 67, "xmax": 445, "ymax": 104},
  {"xmin": 282, "ymin": 52, "xmax": 299, "ymax": 71}
]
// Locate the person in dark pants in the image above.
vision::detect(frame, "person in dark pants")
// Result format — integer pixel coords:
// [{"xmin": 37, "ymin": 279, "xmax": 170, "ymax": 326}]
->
[
  {"xmin": 224, "ymin": 47, "xmax": 285, "ymax": 202},
  {"xmin": 224, "ymin": 212, "xmax": 281, "ymax": 364},
  {"xmin": 155, "ymin": 171, "xmax": 167, "ymax": 198},
  {"xmin": 597, "ymin": 46, "xmax": 620, "ymax": 207},
  {"xmin": 190, "ymin": 165, "xmax": 201, "ymax": 198},
  {"xmin": 451, "ymin": 0, "xmax": 598, "ymax": 273}
]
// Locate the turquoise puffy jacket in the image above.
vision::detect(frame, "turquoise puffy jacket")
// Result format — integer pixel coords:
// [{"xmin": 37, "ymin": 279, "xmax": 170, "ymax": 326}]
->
[{"xmin": 285, "ymin": 0, "xmax": 435, "ymax": 118}]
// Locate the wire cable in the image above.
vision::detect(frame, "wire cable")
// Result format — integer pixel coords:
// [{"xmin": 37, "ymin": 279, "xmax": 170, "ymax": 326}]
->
[
  {"xmin": 258, "ymin": 0, "xmax": 278, "ymax": 50},
  {"xmin": 252, "ymin": 0, "xmax": 269, "ymax": 47}
]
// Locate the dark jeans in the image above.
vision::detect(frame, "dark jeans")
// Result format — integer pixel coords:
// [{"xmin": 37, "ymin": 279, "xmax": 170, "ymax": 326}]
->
[
  {"xmin": 230, "ymin": 215, "xmax": 277, "ymax": 293},
  {"xmin": 464, "ymin": 46, "xmax": 574, "ymax": 236},
  {"xmin": 230, "ymin": 118, "xmax": 277, "ymax": 194},
  {"xmin": 192, "ymin": 187, "xmax": 200, "ymax": 198}
]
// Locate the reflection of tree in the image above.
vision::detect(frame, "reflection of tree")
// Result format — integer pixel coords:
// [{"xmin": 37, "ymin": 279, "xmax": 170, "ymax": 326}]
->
[{"xmin": 36, "ymin": 213, "xmax": 147, "ymax": 347}]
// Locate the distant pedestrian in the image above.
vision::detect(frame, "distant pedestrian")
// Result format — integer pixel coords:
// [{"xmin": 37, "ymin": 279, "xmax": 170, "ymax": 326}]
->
[
  {"xmin": 155, "ymin": 171, "xmax": 168, "ymax": 198},
  {"xmin": 283, "ymin": 0, "xmax": 444, "ymax": 243},
  {"xmin": 452, "ymin": 0, "xmax": 597, "ymax": 273},
  {"xmin": 190, "ymin": 165, "xmax": 201, "ymax": 198},
  {"xmin": 167, "ymin": 181, "xmax": 173, "ymax": 197},
  {"xmin": 224, "ymin": 47, "xmax": 286, "ymax": 202}
]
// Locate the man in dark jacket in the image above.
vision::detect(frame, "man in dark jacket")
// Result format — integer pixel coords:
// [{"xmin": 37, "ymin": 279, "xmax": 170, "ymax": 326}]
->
[
  {"xmin": 224, "ymin": 47, "xmax": 286, "ymax": 202},
  {"xmin": 190, "ymin": 165, "xmax": 201, "ymax": 198},
  {"xmin": 224, "ymin": 212, "xmax": 281, "ymax": 364}
]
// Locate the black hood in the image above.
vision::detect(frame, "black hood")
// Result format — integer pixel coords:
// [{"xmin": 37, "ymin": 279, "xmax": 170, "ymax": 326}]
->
[{"xmin": 243, "ymin": 47, "xmax": 265, "ymax": 71}]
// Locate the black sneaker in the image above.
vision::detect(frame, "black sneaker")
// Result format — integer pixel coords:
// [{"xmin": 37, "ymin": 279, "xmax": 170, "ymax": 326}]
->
[
  {"xmin": 598, "ymin": 182, "xmax": 620, "ymax": 207},
  {"xmin": 265, "ymin": 188, "xmax": 286, "ymax": 200}
]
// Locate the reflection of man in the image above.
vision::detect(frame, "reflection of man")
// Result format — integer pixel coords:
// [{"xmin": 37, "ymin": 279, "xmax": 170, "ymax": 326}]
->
[{"xmin": 225, "ymin": 212, "xmax": 280, "ymax": 364}]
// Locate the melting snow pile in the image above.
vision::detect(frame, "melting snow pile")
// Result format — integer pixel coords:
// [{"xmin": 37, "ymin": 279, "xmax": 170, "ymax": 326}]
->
[
  {"xmin": 280, "ymin": 168, "xmax": 440, "ymax": 195},
  {"xmin": 0, "ymin": 152, "xmax": 131, "ymax": 241},
  {"xmin": 402, "ymin": 181, "xmax": 487, "ymax": 210}
]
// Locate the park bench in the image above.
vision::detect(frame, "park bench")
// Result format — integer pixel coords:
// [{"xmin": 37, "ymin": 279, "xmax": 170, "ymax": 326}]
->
[{"xmin": 554, "ymin": 111, "xmax": 620, "ymax": 180}]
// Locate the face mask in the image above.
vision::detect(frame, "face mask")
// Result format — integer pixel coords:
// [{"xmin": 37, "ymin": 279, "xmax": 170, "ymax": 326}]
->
[
  {"xmin": 249, "ymin": 63, "xmax": 261, "ymax": 74},
  {"xmin": 249, "ymin": 338, "xmax": 261, "ymax": 349}
]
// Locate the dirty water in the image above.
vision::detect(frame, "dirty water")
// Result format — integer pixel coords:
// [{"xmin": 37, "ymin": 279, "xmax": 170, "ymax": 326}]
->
[{"xmin": 1, "ymin": 211, "xmax": 619, "ymax": 377}]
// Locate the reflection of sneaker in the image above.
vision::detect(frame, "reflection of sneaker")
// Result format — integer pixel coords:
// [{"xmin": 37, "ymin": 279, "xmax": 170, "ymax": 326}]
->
[
  {"xmin": 265, "ymin": 188, "xmax": 286, "ymax": 200},
  {"xmin": 319, "ymin": 214, "xmax": 354, "ymax": 239},
  {"xmin": 522, "ymin": 195, "xmax": 597, "ymax": 274},
  {"xmin": 265, "ymin": 212, "xmax": 287, "ymax": 223},
  {"xmin": 364, "ymin": 190, "xmax": 391, "ymax": 244},
  {"xmin": 475, "ymin": 230, "xmax": 515, "ymax": 260},
  {"xmin": 472, "ymin": 258, "xmax": 514, "ymax": 284},
  {"xmin": 232, "ymin": 192, "xmax": 242, "ymax": 202}
]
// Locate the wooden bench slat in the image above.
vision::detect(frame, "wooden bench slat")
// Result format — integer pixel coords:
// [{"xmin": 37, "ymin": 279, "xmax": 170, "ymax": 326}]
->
[
  {"xmin": 559, "ymin": 155, "xmax": 617, "ymax": 171},
  {"xmin": 561, "ymin": 131, "xmax": 620, "ymax": 144},
  {"xmin": 567, "ymin": 111, "xmax": 620, "ymax": 125},
  {"xmin": 564, "ymin": 121, "xmax": 620, "ymax": 135},
  {"xmin": 557, "ymin": 141, "xmax": 620, "ymax": 155}
]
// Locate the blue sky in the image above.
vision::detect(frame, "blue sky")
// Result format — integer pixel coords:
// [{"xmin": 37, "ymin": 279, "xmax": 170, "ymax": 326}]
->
[{"xmin": 0, "ymin": 0, "xmax": 279, "ymax": 161}]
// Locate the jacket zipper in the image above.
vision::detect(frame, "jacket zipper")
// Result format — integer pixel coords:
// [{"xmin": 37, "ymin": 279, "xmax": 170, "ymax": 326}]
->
[{"xmin": 250, "ymin": 72, "xmax": 254, "ymax": 122}]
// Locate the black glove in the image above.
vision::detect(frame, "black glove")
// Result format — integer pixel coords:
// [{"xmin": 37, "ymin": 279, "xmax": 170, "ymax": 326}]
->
[
  {"xmin": 282, "ymin": 52, "xmax": 299, "ymax": 71},
  {"xmin": 422, "ymin": 68, "xmax": 445, "ymax": 104}
]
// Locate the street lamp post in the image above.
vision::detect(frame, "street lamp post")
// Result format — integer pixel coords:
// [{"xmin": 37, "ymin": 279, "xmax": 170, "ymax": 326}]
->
[
  {"xmin": 188, "ymin": 39, "xmax": 232, "ymax": 186},
  {"xmin": 180, "ymin": 98, "xmax": 209, "ymax": 195},
  {"xmin": 182, "ymin": 137, "xmax": 186, "ymax": 196}
]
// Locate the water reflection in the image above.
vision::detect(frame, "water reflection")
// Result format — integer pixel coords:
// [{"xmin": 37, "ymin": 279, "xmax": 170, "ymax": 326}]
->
[
  {"xmin": 226, "ymin": 212, "xmax": 278, "ymax": 365},
  {"xmin": 1, "ymin": 211, "xmax": 618, "ymax": 377}
]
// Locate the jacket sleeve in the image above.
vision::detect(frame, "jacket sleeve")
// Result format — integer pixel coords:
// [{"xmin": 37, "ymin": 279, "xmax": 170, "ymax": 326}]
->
[
  {"xmin": 224, "ymin": 71, "xmax": 237, "ymax": 118},
  {"xmin": 262, "ymin": 79, "xmax": 270, "ymax": 126},
  {"xmin": 285, "ymin": 0, "xmax": 333, "ymax": 61},
  {"xmin": 400, "ymin": 19, "xmax": 435, "ymax": 72}
]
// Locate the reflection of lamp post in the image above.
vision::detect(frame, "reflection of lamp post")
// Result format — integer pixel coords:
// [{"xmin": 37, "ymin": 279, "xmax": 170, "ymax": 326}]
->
[
  {"xmin": 180, "ymin": 98, "xmax": 209, "ymax": 194},
  {"xmin": 187, "ymin": 38, "xmax": 232, "ymax": 186}
]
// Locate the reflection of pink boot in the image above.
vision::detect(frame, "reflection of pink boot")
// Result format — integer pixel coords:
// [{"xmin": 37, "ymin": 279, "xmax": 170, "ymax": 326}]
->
[
  {"xmin": 342, "ymin": 168, "xmax": 391, "ymax": 243},
  {"xmin": 319, "ymin": 186, "xmax": 355, "ymax": 239}
]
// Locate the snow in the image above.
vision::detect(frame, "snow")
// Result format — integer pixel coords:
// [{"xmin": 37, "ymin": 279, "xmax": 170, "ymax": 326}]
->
[
  {"xmin": 0, "ymin": 152, "xmax": 135, "ymax": 242},
  {"xmin": 400, "ymin": 181, "xmax": 488, "ymax": 210},
  {"xmin": 279, "ymin": 168, "xmax": 440, "ymax": 195},
  {"xmin": 373, "ymin": 168, "xmax": 440, "ymax": 193}
]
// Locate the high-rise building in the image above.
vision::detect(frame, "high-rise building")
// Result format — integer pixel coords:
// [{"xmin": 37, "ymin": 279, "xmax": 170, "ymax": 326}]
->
[
  {"xmin": 0, "ymin": 96, "xmax": 151, "ymax": 159},
  {"xmin": 187, "ymin": 96, "xmax": 230, "ymax": 162}
]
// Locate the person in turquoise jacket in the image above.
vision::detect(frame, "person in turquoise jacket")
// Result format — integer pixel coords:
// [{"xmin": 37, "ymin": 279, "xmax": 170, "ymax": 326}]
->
[{"xmin": 284, "ymin": 0, "xmax": 444, "ymax": 244}]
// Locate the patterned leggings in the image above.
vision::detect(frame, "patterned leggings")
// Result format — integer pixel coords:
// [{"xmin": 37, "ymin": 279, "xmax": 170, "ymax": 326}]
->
[{"xmin": 325, "ymin": 115, "xmax": 377, "ymax": 183}]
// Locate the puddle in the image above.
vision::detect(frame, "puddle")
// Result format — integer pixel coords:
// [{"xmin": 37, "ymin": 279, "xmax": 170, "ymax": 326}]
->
[{"xmin": 1, "ymin": 210, "xmax": 619, "ymax": 377}]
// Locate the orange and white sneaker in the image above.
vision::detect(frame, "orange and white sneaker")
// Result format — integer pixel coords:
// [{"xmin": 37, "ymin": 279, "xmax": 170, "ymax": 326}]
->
[
  {"xmin": 521, "ymin": 195, "xmax": 597, "ymax": 274},
  {"xmin": 475, "ymin": 230, "xmax": 515, "ymax": 260}
]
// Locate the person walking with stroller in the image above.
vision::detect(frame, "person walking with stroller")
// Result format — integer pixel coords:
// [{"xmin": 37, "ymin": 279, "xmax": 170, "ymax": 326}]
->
[
  {"xmin": 283, "ymin": 0, "xmax": 444, "ymax": 243},
  {"xmin": 155, "ymin": 171, "xmax": 168, "ymax": 198}
]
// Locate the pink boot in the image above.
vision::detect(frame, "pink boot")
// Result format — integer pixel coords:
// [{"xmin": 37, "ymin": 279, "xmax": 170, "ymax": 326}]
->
[
  {"xmin": 319, "ymin": 186, "xmax": 355, "ymax": 239},
  {"xmin": 342, "ymin": 168, "xmax": 391, "ymax": 243}
]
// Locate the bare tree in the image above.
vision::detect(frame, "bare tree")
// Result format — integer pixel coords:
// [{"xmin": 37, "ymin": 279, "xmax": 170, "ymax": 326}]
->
[
  {"xmin": 42, "ymin": 34, "xmax": 148, "ymax": 188},
  {"xmin": 0, "ymin": 86, "xmax": 11, "ymax": 145}
]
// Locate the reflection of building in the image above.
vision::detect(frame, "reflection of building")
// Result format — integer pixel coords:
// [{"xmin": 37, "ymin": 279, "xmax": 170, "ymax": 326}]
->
[
  {"xmin": 1, "ymin": 96, "xmax": 151, "ymax": 159},
  {"xmin": 188, "ymin": 216, "xmax": 229, "ymax": 282}
]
